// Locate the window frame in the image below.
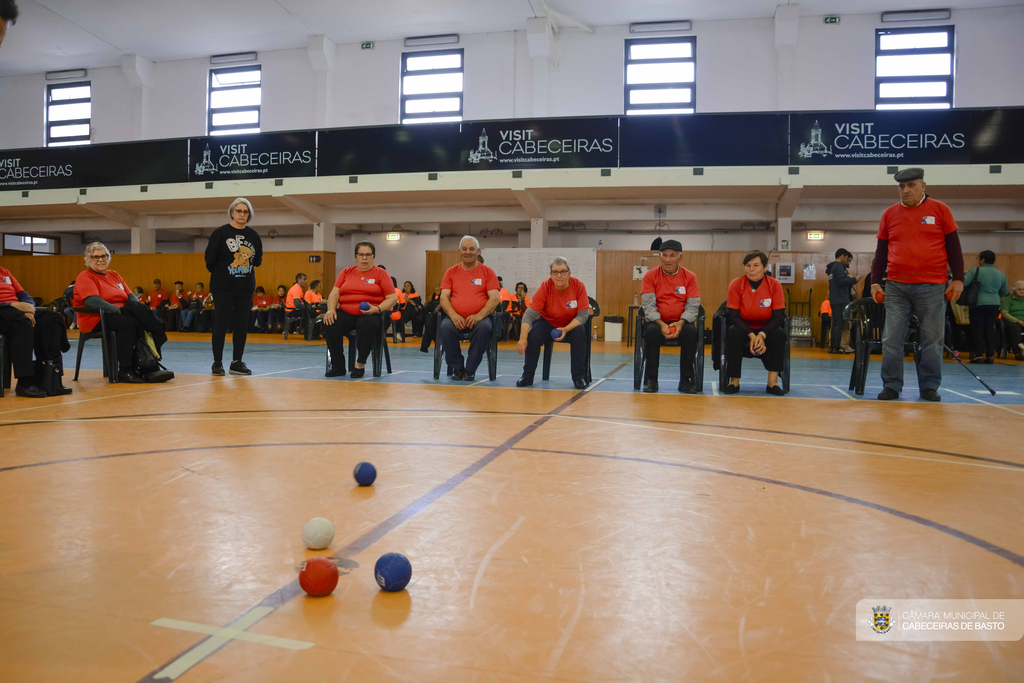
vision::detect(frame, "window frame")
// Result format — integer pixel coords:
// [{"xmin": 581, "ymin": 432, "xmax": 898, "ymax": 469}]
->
[
  {"xmin": 2, "ymin": 233, "xmax": 61, "ymax": 256},
  {"xmin": 874, "ymin": 25, "xmax": 955, "ymax": 110},
  {"xmin": 45, "ymin": 81, "xmax": 91, "ymax": 147},
  {"xmin": 207, "ymin": 64, "xmax": 262, "ymax": 136},
  {"xmin": 623, "ymin": 36, "xmax": 696, "ymax": 116},
  {"xmin": 400, "ymin": 47, "xmax": 465, "ymax": 124}
]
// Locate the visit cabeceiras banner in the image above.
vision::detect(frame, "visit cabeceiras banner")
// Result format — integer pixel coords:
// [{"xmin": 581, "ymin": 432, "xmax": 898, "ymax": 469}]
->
[
  {"xmin": 188, "ymin": 131, "xmax": 316, "ymax": 181},
  {"xmin": 619, "ymin": 113, "xmax": 789, "ymax": 167}
]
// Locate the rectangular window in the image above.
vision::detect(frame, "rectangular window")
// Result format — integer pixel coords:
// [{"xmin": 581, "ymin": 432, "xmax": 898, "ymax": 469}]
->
[
  {"xmin": 46, "ymin": 82, "xmax": 91, "ymax": 147},
  {"xmin": 624, "ymin": 37, "xmax": 695, "ymax": 115},
  {"xmin": 208, "ymin": 65, "xmax": 261, "ymax": 135},
  {"xmin": 875, "ymin": 26, "xmax": 954, "ymax": 110},
  {"xmin": 2, "ymin": 233, "xmax": 60, "ymax": 255},
  {"xmin": 401, "ymin": 48, "xmax": 464, "ymax": 124}
]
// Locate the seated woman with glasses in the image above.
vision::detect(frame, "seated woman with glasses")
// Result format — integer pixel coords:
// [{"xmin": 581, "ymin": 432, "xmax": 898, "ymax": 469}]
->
[
  {"xmin": 723, "ymin": 250, "xmax": 787, "ymax": 395},
  {"xmin": 72, "ymin": 242, "xmax": 147, "ymax": 383},
  {"xmin": 322, "ymin": 241, "xmax": 397, "ymax": 378},
  {"xmin": 516, "ymin": 257, "xmax": 590, "ymax": 389}
]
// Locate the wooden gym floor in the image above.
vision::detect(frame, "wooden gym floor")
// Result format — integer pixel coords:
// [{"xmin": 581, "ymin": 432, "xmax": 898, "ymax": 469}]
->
[{"xmin": 0, "ymin": 342, "xmax": 1022, "ymax": 681}]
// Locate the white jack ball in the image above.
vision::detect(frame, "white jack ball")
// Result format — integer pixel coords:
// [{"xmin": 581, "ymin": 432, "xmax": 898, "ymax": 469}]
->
[{"xmin": 301, "ymin": 517, "xmax": 335, "ymax": 550}]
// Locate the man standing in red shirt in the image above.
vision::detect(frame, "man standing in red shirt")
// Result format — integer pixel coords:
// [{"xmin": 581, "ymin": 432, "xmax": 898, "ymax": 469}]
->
[
  {"xmin": 639, "ymin": 239, "xmax": 701, "ymax": 394},
  {"xmin": 438, "ymin": 236, "xmax": 500, "ymax": 381},
  {"xmin": 871, "ymin": 168, "xmax": 964, "ymax": 402}
]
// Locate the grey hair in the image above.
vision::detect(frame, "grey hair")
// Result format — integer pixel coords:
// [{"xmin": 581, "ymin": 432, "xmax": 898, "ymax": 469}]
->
[
  {"xmin": 1015, "ymin": 280, "xmax": 1024, "ymax": 290},
  {"xmin": 84, "ymin": 241, "xmax": 111, "ymax": 264},
  {"xmin": 229, "ymin": 197, "xmax": 254, "ymax": 223},
  {"xmin": 459, "ymin": 235, "xmax": 480, "ymax": 250},
  {"xmin": 550, "ymin": 256, "xmax": 569, "ymax": 270}
]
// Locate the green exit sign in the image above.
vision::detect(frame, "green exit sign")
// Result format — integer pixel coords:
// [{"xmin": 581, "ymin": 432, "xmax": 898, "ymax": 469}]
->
[
  {"xmin": 361, "ymin": 42, "xmax": 375, "ymax": 50},
  {"xmin": 823, "ymin": 16, "xmax": 840, "ymax": 24}
]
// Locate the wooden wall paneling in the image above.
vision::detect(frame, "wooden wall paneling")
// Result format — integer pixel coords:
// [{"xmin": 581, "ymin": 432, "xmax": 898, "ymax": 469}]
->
[{"xmin": 425, "ymin": 251, "xmax": 461, "ymax": 296}]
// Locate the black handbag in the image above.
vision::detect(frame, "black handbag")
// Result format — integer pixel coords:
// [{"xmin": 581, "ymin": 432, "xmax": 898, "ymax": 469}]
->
[{"xmin": 956, "ymin": 268, "xmax": 981, "ymax": 307}]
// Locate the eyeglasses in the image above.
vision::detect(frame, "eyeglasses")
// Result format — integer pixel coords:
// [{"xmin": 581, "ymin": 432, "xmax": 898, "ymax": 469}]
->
[
  {"xmin": 89, "ymin": 255, "xmax": 110, "ymax": 261},
  {"xmin": 550, "ymin": 269, "xmax": 569, "ymax": 276},
  {"xmin": 356, "ymin": 253, "xmax": 374, "ymax": 258}
]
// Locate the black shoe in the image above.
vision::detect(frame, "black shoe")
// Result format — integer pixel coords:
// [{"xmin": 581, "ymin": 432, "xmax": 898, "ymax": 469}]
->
[
  {"xmin": 118, "ymin": 371, "xmax": 146, "ymax": 384},
  {"xmin": 516, "ymin": 375, "xmax": 533, "ymax": 387},
  {"xmin": 1015, "ymin": 354, "xmax": 1024, "ymax": 362},
  {"xmin": 60, "ymin": 385, "xmax": 73, "ymax": 395},
  {"xmin": 642, "ymin": 379, "xmax": 659, "ymax": 393},
  {"xmin": 827, "ymin": 348, "xmax": 840, "ymax": 354},
  {"xmin": 573, "ymin": 378, "xmax": 587, "ymax": 390},
  {"xmin": 229, "ymin": 361, "xmax": 251, "ymax": 375},
  {"xmin": 678, "ymin": 379, "xmax": 698, "ymax": 394},
  {"xmin": 877, "ymin": 387, "xmax": 900, "ymax": 400},
  {"xmin": 766, "ymin": 384, "xmax": 785, "ymax": 396},
  {"xmin": 984, "ymin": 358, "xmax": 994, "ymax": 365},
  {"xmin": 451, "ymin": 368, "xmax": 465, "ymax": 381},
  {"xmin": 970, "ymin": 357, "xmax": 985, "ymax": 364},
  {"xmin": 14, "ymin": 384, "xmax": 46, "ymax": 398},
  {"xmin": 723, "ymin": 383, "xmax": 740, "ymax": 394},
  {"xmin": 350, "ymin": 367, "xmax": 365, "ymax": 379},
  {"xmin": 920, "ymin": 389, "xmax": 941, "ymax": 402},
  {"xmin": 325, "ymin": 367, "xmax": 346, "ymax": 378},
  {"xmin": 462, "ymin": 372, "xmax": 476, "ymax": 382},
  {"xmin": 212, "ymin": 361, "xmax": 225, "ymax": 376}
]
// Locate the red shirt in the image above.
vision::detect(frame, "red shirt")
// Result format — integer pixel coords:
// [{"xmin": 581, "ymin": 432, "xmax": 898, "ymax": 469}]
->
[
  {"xmin": 73, "ymin": 268, "xmax": 131, "ymax": 333},
  {"xmin": 440, "ymin": 263, "xmax": 499, "ymax": 318},
  {"xmin": 148, "ymin": 289, "xmax": 168, "ymax": 309},
  {"xmin": 641, "ymin": 266, "xmax": 700, "ymax": 323},
  {"xmin": 190, "ymin": 290, "xmax": 206, "ymax": 303},
  {"xmin": 0, "ymin": 267, "xmax": 26, "ymax": 304},
  {"xmin": 877, "ymin": 197, "xmax": 958, "ymax": 284},
  {"xmin": 333, "ymin": 266, "xmax": 395, "ymax": 315},
  {"xmin": 530, "ymin": 277, "xmax": 589, "ymax": 328},
  {"xmin": 253, "ymin": 295, "xmax": 271, "ymax": 307},
  {"xmin": 169, "ymin": 292, "xmax": 185, "ymax": 307},
  {"xmin": 727, "ymin": 275, "xmax": 784, "ymax": 330}
]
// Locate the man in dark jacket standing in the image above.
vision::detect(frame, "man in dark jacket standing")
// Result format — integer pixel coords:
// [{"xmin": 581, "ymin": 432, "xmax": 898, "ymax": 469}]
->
[
  {"xmin": 825, "ymin": 248, "xmax": 857, "ymax": 354},
  {"xmin": 205, "ymin": 197, "xmax": 263, "ymax": 376}
]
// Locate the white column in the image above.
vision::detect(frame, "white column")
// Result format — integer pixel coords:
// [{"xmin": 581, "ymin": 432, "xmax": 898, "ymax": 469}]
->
[
  {"xmin": 308, "ymin": 36, "xmax": 336, "ymax": 128},
  {"xmin": 526, "ymin": 17, "xmax": 551, "ymax": 117},
  {"xmin": 530, "ymin": 218, "xmax": 548, "ymax": 248},
  {"xmin": 776, "ymin": 217, "xmax": 793, "ymax": 252},
  {"xmin": 121, "ymin": 55, "xmax": 153, "ymax": 140},
  {"xmin": 313, "ymin": 222, "xmax": 336, "ymax": 253},
  {"xmin": 774, "ymin": 5, "xmax": 800, "ymax": 111},
  {"xmin": 132, "ymin": 221, "xmax": 156, "ymax": 254}
]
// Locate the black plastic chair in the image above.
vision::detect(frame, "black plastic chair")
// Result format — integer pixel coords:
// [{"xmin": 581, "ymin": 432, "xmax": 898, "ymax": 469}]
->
[
  {"xmin": 713, "ymin": 301, "xmax": 791, "ymax": 394},
  {"xmin": 324, "ymin": 310, "xmax": 392, "ymax": 378},
  {"xmin": 283, "ymin": 298, "xmax": 310, "ymax": 340},
  {"xmin": 633, "ymin": 305, "xmax": 706, "ymax": 391},
  {"xmin": 844, "ymin": 297, "xmax": 920, "ymax": 396},
  {"xmin": 71, "ymin": 307, "xmax": 119, "ymax": 383},
  {"xmin": 433, "ymin": 308, "xmax": 501, "ymax": 381},
  {"xmin": 0, "ymin": 333, "xmax": 10, "ymax": 397}
]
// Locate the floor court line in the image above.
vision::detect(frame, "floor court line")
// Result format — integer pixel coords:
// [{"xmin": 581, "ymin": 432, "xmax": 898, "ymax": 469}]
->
[
  {"xmin": 151, "ymin": 615, "xmax": 314, "ymax": 651},
  {"xmin": 944, "ymin": 389, "xmax": 1024, "ymax": 417},
  {"xmin": 830, "ymin": 385, "xmax": 856, "ymax": 400}
]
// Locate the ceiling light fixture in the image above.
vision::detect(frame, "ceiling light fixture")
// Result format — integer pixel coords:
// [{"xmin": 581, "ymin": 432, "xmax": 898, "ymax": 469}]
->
[
  {"xmin": 629, "ymin": 20, "xmax": 692, "ymax": 34},
  {"xmin": 404, "ymin": 34, "xmax": 459, "ymax": 47},
  {"xmin": 880, "ymin": 9, "xmax": 951, "ymax": 22}
]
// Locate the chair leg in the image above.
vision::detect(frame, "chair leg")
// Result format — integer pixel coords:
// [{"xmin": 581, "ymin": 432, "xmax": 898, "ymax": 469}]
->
[
  {"xmin": 108, "ymin": 330, "xmax": 119, "ymax": 383},
  {"xmin": 383, "ymin": 343, "xmax": 392, "ymax": 374},
  {"xmin": 433, "ymin": 333, "xmax": 443, "ymax": 379},
  {"xmin": 74, "ymin": 334, "xmax": 87, "ymax": 381},
  {"xmin": 633, "ymin": 334, "xmax": 644, "ymax": 390},
  {"xmin": 542, "ymin": 340, "xmax": 553, "ymax": 381}
]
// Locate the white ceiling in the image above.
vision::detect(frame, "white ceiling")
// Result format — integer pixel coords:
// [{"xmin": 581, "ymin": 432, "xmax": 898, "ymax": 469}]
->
[{"xmin": 0, "ymin": 0, "xmax": 1016, "ymax": 77}]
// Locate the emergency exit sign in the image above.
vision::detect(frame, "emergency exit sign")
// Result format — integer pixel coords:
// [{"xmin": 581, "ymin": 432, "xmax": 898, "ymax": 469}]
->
[
  {"xmin": 823, "ymin": 16, "xmax": 840, "ymax": 24},
  {"xmin": 361, "ymin": 42, "xmax": 375, "ymax": 49}
]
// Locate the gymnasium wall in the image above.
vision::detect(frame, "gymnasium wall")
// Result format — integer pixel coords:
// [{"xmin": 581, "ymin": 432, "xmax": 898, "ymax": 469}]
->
[{"xmin": 2, "ymin": 6, "xmax": 1023, "ymax": 149}]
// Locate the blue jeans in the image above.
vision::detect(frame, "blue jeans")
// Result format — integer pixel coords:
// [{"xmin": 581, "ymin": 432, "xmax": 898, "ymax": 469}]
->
[
  {"xmin": 180, "ymin": 308, "xmax": 196, "ymax": 330},
  {"xmin": 438, "ymin": 315, "xmax": 492, "ymax": 374},
  {"xmin": 881, "ymin": 281, "xmax": 945, "ymax": 393}
]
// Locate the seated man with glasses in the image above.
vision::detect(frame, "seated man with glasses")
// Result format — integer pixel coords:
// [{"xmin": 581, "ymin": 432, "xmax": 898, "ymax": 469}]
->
[
  {"xmin": 437, "ymin": 235, "xmax": 500, "ymax": 381},
  {"xmin": 516, "ymin": 257, "xmax": 590, "ymax": 390}
]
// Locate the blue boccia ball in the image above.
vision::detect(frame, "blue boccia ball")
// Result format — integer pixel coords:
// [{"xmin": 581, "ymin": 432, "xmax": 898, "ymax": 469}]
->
[
  {"xmin": 360, "ymin": 301, "xmax": 370, "ymax": 311},
  {"xmin": 550, "ymin": 328, "xmax": 561, "ymax": 340},
  {"xmin": 375, "ymin": 552, "xmax": 412, "ymax": 592},
  {"xmin": 354, "ymin": 461, "xmax": 377, "ymax": 486}
]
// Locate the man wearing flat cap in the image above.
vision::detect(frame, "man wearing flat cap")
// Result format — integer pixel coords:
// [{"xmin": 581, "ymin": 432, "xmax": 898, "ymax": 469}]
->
[
  {"xmin": 871, "ymin": 167, "xmax": 964, "ymax": 402},
  {"xmin": 640, "ymin": 239, "xmax": 701, "ymax": 393}
]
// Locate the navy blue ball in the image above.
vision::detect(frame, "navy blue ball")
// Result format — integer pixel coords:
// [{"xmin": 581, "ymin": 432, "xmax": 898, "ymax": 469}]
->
[
  {"xmin": 551, "ymin": 328, "xmax": 561, "ymax": 340},
  {"xmin": 360, "ymin": 301, "xmax": 370, "ymax": 311},
  {"xmin": 354, "ymin": 461, "xmax": 377, "ymax": 486},
  {"xmin": 375, "ymin": 552, "xmax": 412, "ymax": 592}
]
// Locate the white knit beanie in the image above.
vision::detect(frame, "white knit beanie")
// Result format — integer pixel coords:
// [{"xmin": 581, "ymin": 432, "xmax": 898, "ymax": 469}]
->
[{"xmin": 228, "ymin": 197, "xmax": 254, "ymax": 223}]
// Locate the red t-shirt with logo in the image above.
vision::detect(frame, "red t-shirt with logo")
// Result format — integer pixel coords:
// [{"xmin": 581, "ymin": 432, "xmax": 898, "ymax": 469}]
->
[
  {"xmin": 877, "ymin": 197, "xmax": 958, "ymax": 284},
  {"xmin": 148, "ymin": 290, "xmax": 168, "ymax": 309},
  {"xmin": 0, "ymin": 267, "xmax": 27, "ymax": 304},
  {"xmin": 530, "ymin": 277, "xmax": 589, "ymax": 328},
  {"xmin": 333, "ymin": 266, "xmax": 395, "ymax": 315},
  {"xmin": 727, "ymin": 275, "xmax": 784, "ymax": 330},
  {"xmin": 253, "ymin": 294, "xmax": 271, "ymax": 307},
  {"xmin": 73, "ymin": 268, "xmax": 131, "ymax": 333},
  {"xmin": 190, "ymin": 290, "xmax": 206, "ymax": 303},
  {"xmin": 169, "ymin": 292, "xmax": 185, "ymax": 307},
  {"xmin": 641, "ymin": 266, "xmax": 700, "ymax": 323},
  {"xmin": 440, "ymin": 263, "xmax": 499, "ymax": 318}
]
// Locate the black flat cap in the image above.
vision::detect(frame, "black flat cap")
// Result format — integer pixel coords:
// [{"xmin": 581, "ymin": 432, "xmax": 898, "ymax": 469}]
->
[
  {"xmin": 893, "ymin": 167, "xmax": 924, "ymax": 182},
  {"xmin": 660, "ymin": 239, "xmax": 683, "ymax": 252}
]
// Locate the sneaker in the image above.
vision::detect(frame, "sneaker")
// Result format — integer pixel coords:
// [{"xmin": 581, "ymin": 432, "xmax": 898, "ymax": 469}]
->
[
  {"xmin": 920, "ymin": 389, "xmax": 941, "ymax": 402},
  {"xmin": 211, "ymin": 361, "xmax": 225, "ymax": 376},
  {"xmin": 229, "ymin": 361, "xmax": 251, "ymax": 375},
  {"xmin": 642, "ymin": 379, "xmax": 659, "ymax": 393},
  {"xmin": 877, "ymin": 387, "xmax": 899, "ymax": 400}
]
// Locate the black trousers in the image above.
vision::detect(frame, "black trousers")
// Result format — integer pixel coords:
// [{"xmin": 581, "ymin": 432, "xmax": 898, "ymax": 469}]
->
[
  {"xmin": 0, "ymin": 306, "xmax": 35, "ymax": 379},
  {"xmin": 522, "ymin": 318, "xmax": 586, "ymax": 381},
  {"xmin": 1003, "ymin": 318, "xmax": 1023, "ymax": 356},
  {"xmin": 642, "ymin": 320, "xmax": 699, "ymax": 381},
  {"xmin": 324, "ymin": 310, "xmax": 382, "ymax": 367},
  {"xmin": 101, "ymin": 312, "xmax": 139, "ymax": 372},
  {"xmin": 969, "ymin": 305, "xmax": 1000, "ymax": 358},
  {"xmin": 725, "ymin": 324, "xmax": 786, "ymax": 378},
  {"xmin": 829, "ymin": 299, "xmax": 849, "ymax": 350},
  {"xmin": 212, "ymin": 293, "xmax": 251, "ymax": 363}
]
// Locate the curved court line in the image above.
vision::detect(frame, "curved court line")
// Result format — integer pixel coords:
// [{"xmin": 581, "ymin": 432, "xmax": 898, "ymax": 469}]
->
[{"xmin": 513, "ymin": 446, "xmax": 1024, "ymax": 569}]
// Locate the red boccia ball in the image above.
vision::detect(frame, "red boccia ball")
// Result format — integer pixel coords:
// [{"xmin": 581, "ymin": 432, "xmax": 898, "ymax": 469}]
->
[{"xmin": 299, "ymin": 557, "xmax": 339, "ymax": 597}]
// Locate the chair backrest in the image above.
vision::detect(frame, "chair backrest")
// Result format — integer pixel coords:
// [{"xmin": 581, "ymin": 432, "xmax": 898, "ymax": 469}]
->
[{"xmin": 844, "ymin": 297, "xmax": 885, "ymax": 341}]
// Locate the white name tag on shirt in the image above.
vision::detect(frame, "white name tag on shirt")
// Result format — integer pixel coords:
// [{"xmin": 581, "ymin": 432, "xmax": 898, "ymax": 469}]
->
[
  {"xmin": 675, "ymin": 286, "xmax": 686, "ymax": 295},
  {"xmin": 117, "ymin": 283, "xmax": 124, "ymax": 290},
  {"xmin": 365, "ymin": 279, "xmax": 375, "ymax": 284},
  {"xmin": 1, "ymin": 277, "xmax": 10, "ymax": 285},
  {"xmin": 471, "ymin": 278, "xmax": 483, "ymax": 285},
  {"xmin": 760, "ymin": 298, "xmax": 772, "ymax": 308},
  {"xmin": 566, "ymin": 300, "xmax": 578, "ymax": 309},
  {"xmin": 921, "ymin": 216, "xmax": 936, "ymax": 224}
]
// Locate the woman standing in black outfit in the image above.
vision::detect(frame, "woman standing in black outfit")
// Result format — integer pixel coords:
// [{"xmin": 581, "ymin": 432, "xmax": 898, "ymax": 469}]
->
[{"xmin": 205, "ymin": 197, "xmax": 263, "ymax": 375}]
